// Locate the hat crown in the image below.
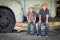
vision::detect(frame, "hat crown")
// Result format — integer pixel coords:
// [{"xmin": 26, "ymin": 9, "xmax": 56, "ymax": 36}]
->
[{"xmin": 28, "ymin": 5, "xmax": 34, "ymax": 8}]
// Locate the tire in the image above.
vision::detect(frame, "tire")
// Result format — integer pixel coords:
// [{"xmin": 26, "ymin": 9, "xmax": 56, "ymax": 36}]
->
[{"xmin": 0, "ymin": 7, "xmax": 16, "ymax": 32}]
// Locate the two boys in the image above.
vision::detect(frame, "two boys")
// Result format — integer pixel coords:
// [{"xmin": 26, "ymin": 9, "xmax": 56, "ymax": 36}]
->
[{"xmin": 26, "ymin": 3, "xmax": 49, "ymax": 37}]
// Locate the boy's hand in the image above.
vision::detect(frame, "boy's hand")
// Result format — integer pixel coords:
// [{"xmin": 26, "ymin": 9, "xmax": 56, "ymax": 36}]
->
[
  {"xmin": 28, "ymin": 19, "xmax": 30, "ymax": 23},
  {"xmin": 38, "ymin": 21, "xmax": 41, "ymax": 24},
  {"xmin": 33, "ymin": 21, "xmax": 35, "ymax": 24},
  {"xmin": 46, "ymin": 21, "xmax": 48, "ymax": 24}
]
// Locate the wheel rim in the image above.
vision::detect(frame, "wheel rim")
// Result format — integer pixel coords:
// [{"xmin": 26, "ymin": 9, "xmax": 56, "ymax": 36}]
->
[{"xmin": 0, "ymin": 6, "xmax": 16, "ymax": 32}]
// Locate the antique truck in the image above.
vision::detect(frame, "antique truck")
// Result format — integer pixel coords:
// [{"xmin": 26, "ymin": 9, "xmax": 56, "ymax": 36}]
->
[{"xmin": 0, "ymin": 0, "xmax": 60, "ymax": 32}]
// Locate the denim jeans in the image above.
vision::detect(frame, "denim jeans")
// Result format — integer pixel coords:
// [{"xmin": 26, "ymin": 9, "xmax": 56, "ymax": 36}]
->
[
  {"xmin": 27, "ymin": 23, "xmax": 37, "ymax": 34},
  {"xmin": 37, "ymin": 23, "xmax": 49, "ymax": 36}
]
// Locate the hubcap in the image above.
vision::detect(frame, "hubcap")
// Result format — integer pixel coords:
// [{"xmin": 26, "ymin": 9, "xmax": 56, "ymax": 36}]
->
[{"xmin": 0, "ymin": 15, "xmax": 9, "ymax": 29}]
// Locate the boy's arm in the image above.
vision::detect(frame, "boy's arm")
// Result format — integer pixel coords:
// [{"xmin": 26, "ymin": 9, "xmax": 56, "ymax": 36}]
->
[
  {"xmin": 46, "ymin": 14, "xmax": 49, "ymax": 23},
  {"xmin": 39, "ymin": 9, "xmax": 42, "ymax": 23},
  {"xmin": 39, "ymin": 14, "xmax": 41, "ymax": 23},
  {"xmin": 33, "ymin": 15, "xmax": 36, "ymax": 23},
  {"xmin": 46, "ymin": 9, "xmax": 49, "ymax": 23},
  {"xmin": 26, "ymin": 15, "xmax": 29, "ymax": 21},
  {"xmin": 26, "ymin": 15, "xmax": 30, "ymax": 23}
]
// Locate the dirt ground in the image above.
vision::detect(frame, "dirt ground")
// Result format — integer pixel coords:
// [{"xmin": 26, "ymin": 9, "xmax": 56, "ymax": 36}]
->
[{"xmin": 0, "ymin": 30, "xmax": 60, "ymax": 40}]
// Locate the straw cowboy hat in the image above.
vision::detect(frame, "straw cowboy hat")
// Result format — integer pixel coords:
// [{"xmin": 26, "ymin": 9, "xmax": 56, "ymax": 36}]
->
[
  {"xmin": 27, "ymin": 5, "xmax": 34, "ymax": 9},
  {"xmin": 40, "ymin": 2, "xmax": 48, "ymax": 8}
]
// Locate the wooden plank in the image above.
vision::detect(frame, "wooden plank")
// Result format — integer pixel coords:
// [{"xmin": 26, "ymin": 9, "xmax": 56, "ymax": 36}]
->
[{"xmin": 15, "ymin": 22, "xmax": 60, "ymax": 27}]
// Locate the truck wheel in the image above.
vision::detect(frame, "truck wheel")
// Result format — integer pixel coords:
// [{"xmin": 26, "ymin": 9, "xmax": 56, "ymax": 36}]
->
[{"xmin": 0, "ymin": 6, "xmax": 16, "ymax": 32}]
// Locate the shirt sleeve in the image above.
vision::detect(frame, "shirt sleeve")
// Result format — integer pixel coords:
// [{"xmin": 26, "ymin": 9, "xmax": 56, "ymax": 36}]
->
[
  {"xmin": 39, "ymin": 9, "xmax": 42, "ymax": 15},
  {"xmin": 46, "ymin": 9, "xmax": 49, "ymax": 15}
]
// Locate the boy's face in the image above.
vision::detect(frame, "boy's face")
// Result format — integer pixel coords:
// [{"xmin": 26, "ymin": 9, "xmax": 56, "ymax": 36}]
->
[
  {"xmin": 42, "ymin": 5, "xmax": 47, "ymax": 10},
  {"xmin": 29, "ymin": 7, "xmax": 34, "ymax": 12}
]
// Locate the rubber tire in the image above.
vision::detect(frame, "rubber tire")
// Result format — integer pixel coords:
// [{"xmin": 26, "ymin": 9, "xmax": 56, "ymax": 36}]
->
[{"xmin": 0, "ymin": 7, "xmax": 16, "ymax": 33}]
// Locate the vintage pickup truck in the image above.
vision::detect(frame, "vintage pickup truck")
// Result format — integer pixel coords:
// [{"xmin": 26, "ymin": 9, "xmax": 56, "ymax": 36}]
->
[{"xmin": 0, "ymin": 0, "xmax": 60, "ymax": 32}]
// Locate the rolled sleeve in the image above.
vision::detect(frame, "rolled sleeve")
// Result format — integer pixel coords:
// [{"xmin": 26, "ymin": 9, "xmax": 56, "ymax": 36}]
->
[
  {"xmin": 39, "ymin": 9, "xmax": 42, "ymax": 15},
  {"xmin": 46, "ymin": 9, "xmax": 49, "ymax": 15}
]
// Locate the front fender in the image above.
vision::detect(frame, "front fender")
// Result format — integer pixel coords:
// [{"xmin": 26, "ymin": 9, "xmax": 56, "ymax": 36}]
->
[{"xmin": 0, "ymin": 0, "xmax": 24, "ymax": 22}]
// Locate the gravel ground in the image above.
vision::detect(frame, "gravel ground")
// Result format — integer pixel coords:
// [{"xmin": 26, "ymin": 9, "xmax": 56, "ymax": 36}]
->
[{"xmin": 0, "ymin": 30, "xmax": 60, "ymax": 40}]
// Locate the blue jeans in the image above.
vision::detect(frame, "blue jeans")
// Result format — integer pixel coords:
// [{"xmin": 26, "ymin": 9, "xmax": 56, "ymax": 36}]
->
[
  {"xmin": 27, "ymin": 23, "xmax": 37, "ymax": 34},
  {"xmin": 37, "ymin": 23, "xmax": 49, "ymax": 36}
]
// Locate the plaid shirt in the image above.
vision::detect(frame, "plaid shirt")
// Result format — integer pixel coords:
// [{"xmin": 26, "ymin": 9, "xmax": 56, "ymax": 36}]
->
[{"xmin": 27, "ymin": 11, "xmax": 36, "ymax": 22}]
